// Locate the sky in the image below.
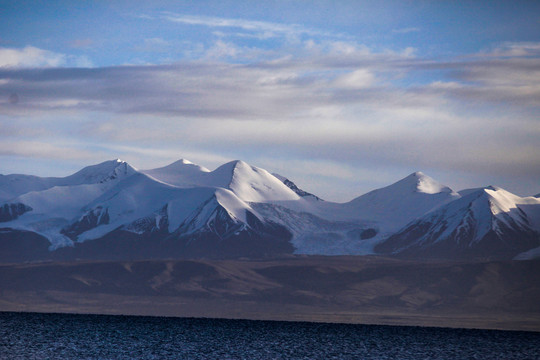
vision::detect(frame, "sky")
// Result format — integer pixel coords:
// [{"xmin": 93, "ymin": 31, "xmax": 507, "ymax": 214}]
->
[{"xmin": 0, "ymin": 0, "xmax": 539, "ymax": 202}]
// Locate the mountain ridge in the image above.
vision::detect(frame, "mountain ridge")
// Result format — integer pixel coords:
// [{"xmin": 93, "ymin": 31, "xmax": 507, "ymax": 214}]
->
[{"xmin": 0, "ymin": 158, "xmax": 538, "ymax": 262}]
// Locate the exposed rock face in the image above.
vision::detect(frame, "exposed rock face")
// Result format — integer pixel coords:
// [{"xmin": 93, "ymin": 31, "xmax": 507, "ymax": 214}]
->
[
  {"xmin": 280, "ymin": 177, "xmax": 322, "ymax": 201},
  {"xmin": 0, "ymin": 203, "xmax": 32, "ymax": 222},
  {"xmin": 62, "ymin": 206, "xmax": 110, "ymax": 240}
]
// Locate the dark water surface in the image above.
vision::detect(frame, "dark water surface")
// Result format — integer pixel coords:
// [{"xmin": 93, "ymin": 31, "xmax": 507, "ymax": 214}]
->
[{"xmin": 1, "ymin": 312, "xmax": 539, "ymax": 359}]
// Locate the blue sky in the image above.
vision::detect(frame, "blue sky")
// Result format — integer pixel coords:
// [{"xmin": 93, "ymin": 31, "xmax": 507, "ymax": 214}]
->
[{"xmin": 1, "ymin": 0, "xmax": 539, "ymax": 201}]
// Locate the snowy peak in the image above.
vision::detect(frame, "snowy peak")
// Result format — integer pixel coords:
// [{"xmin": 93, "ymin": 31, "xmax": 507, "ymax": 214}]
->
[
  {"xmin": 456, "ymin": 185, "xmax": 539, "ymax": 224},
  {"xmin": 208, "ymin": 160, "xmax": 249, "ymax": 187},
  {"xmin": 150, "ymin": 159, "xmax": 210, "ymax": 174},
  {"xmin": 397, "ymin": 171, "xmax": 455, "ymax": 195},
  {"xmin": 65, "ymin": 159, "xmax": 137, "ymax": 185},
  {"xmin": 211, "ymin": 160, "xmax": 257, "ymax": 181},
  {"xmin": 131, "ymin": 159, "xmax": 304, "ymax": 202},
  {"xmin": 483, "ymin": 186, "xmax": 540, "ymax": 229},
  {"xmin": 346, "ymin": 172, "xmax": 460, "ymax": 233},
  {"xmin": 176, "ymin": 158, "xmax": 197, "ymax": 166},
  {"xmin": 142, "ymin": 158, "xmax": 210, "ymax": 187},
  {"xmin": 0, "ymin": 160, "xmax": 137, "ymax": 203},
  {"xmin": 207, "ymin": 160, "xmax": 301, "ymax": 202}
]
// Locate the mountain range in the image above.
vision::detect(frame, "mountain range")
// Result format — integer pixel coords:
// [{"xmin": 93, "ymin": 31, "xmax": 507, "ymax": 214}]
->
[{"xmin": 1, "ymin": 159, "xmax": 539, "ymax": 262}]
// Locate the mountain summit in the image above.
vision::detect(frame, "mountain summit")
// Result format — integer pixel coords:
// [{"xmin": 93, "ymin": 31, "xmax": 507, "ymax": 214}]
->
[
  {"xmin": 344, "ymin": 171, "xmax": 460, "ymax": 234},
  {"xmin": 63, "ymin": 159, "xmax": 138, "ymax": 185}
]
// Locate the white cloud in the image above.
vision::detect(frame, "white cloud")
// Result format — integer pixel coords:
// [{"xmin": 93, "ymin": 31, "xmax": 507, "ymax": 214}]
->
[
  {"xmin": 477, "ymin": 42, "xmax": 540, "ymax": 58},
  {"xmin": 204, "ymin": 40, "xmax": 240, "ymax": 59},
  {"xmin": 0, "ymin": 46, "xmax": 66, "ymax": 68},
  {"xmin": 163, "ymin": 13, "xmax": 301, "ymax": 33},
  {"xmin": 0, "ymin": 46, "xmax": 93, "ymax": 68},
  {"xmin": 161, "ymin": 13, "xmax": 340, "ymax": 40},
  {"xmin": 334, "ymin": 69, "xmax": 376, "ymax": 89}
]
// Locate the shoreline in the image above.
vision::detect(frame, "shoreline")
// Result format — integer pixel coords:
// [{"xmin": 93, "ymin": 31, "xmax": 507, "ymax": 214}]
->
[{"xmin": 2, "ymin": 309, "xmax": 539, "ymax": 334}]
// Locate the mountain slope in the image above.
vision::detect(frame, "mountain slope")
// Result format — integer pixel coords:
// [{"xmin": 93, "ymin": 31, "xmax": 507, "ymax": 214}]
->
[
  {"xmin": 375, "ymin": 186, "xmax": 540, "ymax": 260},
  {"xmin": 144, "ymin": 159, "xmax": 302, "ymax": 203},
  {"xmin": 142, "ymin": 159, "xmax": 210, "ymax": 187},
  {"xmin": 341, "ymin": 172, "xmax": 460, "ymax": 234},
  {"xmin": 0, "ymin": 174, "xmax": 59, "ymax": 203},
  {"xmin": 253, "ymin": 202, "xmax": 373, "ymax": 255},
  {"xmin": 272, "ymin": 174, "xmax": 322, "ymax": 201},
  {"xmin": 0, "ymin": 159, "xmax": 136, "ymax": 203},
  {"xmin": 61, "ymin": 159, "xmax": 137, "ymax": 185},
  {"xmin": 204, "ymin": 160, "xmax": 301, "ymax": 202}
]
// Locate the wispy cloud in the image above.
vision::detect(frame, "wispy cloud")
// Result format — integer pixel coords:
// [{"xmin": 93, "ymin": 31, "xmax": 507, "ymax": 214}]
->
[
  {"xmin": 161, "ymin": 13, "xmax": 341, "ymax": 40},
  {"xmin": 0, "ymin": 140, "xmax": 101, "ymax": 161},
  {"xmin": 476, "ymin": 42, "xmax": 540, "ymax": 58}
]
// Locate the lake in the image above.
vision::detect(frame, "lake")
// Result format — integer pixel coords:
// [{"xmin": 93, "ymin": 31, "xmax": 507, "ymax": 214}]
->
[{"xmin": 1, "ymin": 312, "xmax": 539, "ymax": 359}]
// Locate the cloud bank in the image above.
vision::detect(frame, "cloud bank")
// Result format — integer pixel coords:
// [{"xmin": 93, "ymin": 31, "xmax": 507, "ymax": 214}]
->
[{"xmin": 1, "ymin": 11, "xmax": 539, "ymax": 200}]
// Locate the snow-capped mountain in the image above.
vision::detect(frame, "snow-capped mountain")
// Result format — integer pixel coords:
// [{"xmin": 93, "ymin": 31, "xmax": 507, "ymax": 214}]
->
[
  {"xmin": 375, "ymin": 186, "xmax": 540, "ymax": 260},
  {"xmin": 0, "ymin": 160, "xmax": 141, "ymax": 248},
  {"xmin": 1, "ymin": 158, "xmax": 539, "ymax": 262},
  {"xmin": 344, "ymin": 172, "xmax": 461, "ymax": 233},
  {"xmin": 0, "ymin": 159, "xmax": 297, "ymax": 259}
]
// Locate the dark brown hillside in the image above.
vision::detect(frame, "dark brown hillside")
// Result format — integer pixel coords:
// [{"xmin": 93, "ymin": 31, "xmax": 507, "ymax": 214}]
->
[{"xmin": 1, "ymin": 256, "xmax": 539, "ymax": 332}]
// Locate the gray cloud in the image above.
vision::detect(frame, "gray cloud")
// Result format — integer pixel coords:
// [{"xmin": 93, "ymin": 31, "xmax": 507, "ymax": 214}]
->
[{"xmin": 1, "ymin": 41, "xmax": 539, "ymax": 200}]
